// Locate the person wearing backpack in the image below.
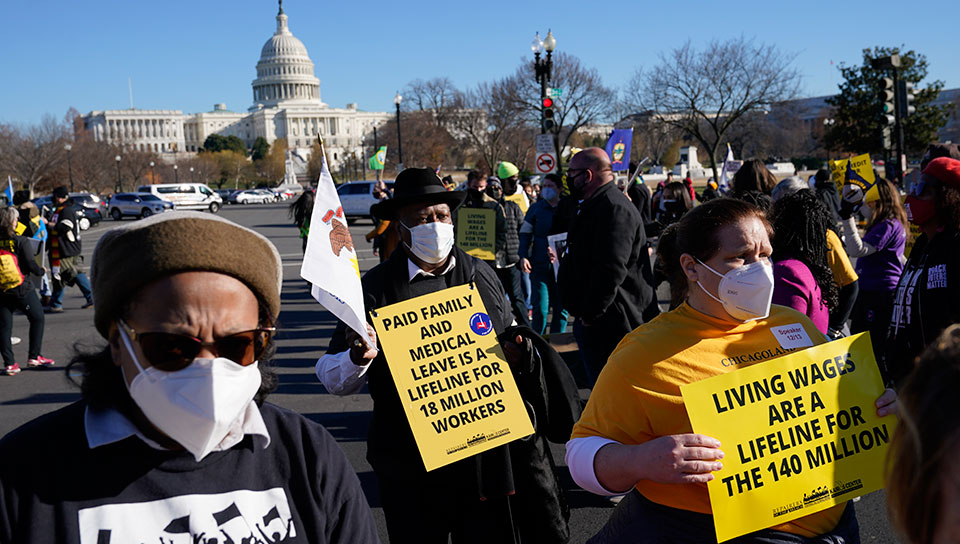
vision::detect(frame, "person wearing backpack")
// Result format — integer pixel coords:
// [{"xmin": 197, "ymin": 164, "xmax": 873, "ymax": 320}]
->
[
  {"xmin": 47, "ymin": 186, "xmax": 93, "ymax": 312},
  {"xmin": 0, "ymin": 207, "xmax": 51, "ymax": 376}
]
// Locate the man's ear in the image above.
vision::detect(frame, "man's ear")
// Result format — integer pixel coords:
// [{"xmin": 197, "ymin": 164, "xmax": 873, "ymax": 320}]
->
[{"xmin": 679, "ymin": 253, "xmax": 699, "ymax": 283}]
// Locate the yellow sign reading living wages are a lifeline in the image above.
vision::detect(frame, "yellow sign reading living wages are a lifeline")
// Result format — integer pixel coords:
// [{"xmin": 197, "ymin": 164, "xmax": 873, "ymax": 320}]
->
[
  {"xmin": 372, "ymin": 284, "xmax": 534, "ymax": 471},
  {"xmin": 680, "ymin": 333, "xmax": 895, "ymax": 542},
  {"xmin": 456, "ymin": 208, "xmax": 496, "ymax": 261}
]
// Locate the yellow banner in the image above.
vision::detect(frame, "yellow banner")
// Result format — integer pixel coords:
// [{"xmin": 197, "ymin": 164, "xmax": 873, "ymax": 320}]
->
[
  {"xmin": 680, "ymin": 333, "xmax": 895, "ymax": 542},
  {"xmin": 831, "ymin": 153, "xmax": 876, "ymax": 199},
  {"xmin": 372, "ymin": 284, "xmax": 534, "ymax": 471},
  {"xmin": 456, "ymin": 208, "xmax": 496, "ymax": 261}
]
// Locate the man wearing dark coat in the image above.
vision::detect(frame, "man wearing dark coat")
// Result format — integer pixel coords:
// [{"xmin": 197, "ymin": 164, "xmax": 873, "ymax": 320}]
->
[{"xmin": 315, "ymin": 168, "xmax": 579, "ymax": 543}]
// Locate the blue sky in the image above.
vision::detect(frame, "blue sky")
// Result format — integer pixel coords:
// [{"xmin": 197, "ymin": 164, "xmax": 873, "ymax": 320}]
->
[{"xmin": 1, "ymin": 0, "xmax": 956, "ymax": 125}]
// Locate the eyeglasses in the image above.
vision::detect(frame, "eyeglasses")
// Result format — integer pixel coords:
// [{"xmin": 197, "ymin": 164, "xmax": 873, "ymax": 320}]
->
[{"xmin": 118, "ymin": 320, "xmax": 275, "ymax": 371}]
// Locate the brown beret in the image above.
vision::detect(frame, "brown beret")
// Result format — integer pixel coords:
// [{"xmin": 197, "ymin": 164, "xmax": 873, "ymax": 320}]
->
[{"xmin": 90, "ymin": 211, "xmax": 282, "ymax": 338}]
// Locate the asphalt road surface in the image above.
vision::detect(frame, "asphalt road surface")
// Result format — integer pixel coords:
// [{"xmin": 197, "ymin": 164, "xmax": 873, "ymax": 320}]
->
[{"xmin": 0, "ymin": 202, "xmax": 900, "ymax": 543}]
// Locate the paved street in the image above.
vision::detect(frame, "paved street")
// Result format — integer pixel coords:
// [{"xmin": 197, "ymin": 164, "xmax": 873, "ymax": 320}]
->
[{"xmin": 0, "ymin": 202, "xmax": 899, "ymax": 543}]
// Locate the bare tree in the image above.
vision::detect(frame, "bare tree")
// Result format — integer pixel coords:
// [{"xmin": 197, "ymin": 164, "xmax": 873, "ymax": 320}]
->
[
  {"xmin": 501, "ymin": 52, "xmax": 615, "ymax": 162},
  {"xmin": 628, "ymin": 38, "xmax": 801, "ymax": 181},
  {"xmin": 402, "ymin": 77, "xmax": 460, "ymax": 129},
  {"xmin": 120, "ymin": 148, "xmax": 162, "ymax": 188},
  {"xmin": 0, "ymin": 115, "xmax": 68, "ymax": 196},
  {"xmin": 451, "ymin": 80, "xmax": 531, "ymax": 174}
]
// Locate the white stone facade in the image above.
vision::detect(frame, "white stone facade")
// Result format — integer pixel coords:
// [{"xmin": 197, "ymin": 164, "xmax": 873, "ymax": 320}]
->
[{"xmin": 81, "ymin": 3, "xmax": 389, "ymax": 169}]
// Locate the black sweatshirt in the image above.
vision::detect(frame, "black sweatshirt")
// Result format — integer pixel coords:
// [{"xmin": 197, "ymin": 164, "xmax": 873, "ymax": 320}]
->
[
  {"xmin": 885, "ymin": 229, "xmax": 960, "ymax": 385},
  {"xmin": 0, "ymin": 401, "xmax": 380, "ymax": 543}
]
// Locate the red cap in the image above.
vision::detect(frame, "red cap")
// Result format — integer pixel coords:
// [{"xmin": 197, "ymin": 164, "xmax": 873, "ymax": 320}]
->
[{"xmin": 922, "ymin": 157, "xmax": 960, "ymax": 190}]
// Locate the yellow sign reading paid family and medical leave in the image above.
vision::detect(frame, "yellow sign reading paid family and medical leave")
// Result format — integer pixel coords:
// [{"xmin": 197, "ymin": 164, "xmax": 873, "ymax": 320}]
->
[
  {"xmin": 831, "ymin": 153, "xmax": 876, "ymax": 198},
  {"xmin": 456, "ymin": 208, "xmax": 496, "ymax": 261},
  {"xmin": 372, "ymin": 284, "xmax": 534, "ymax": 471},
  {"xmin": 680, "ymin": 333, "xmax": 895, "ymax": 542}
]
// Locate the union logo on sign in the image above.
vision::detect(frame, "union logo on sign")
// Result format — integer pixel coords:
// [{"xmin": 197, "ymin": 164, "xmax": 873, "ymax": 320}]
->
[{"xmin": 468, "ymin": 312, "xmax": 493, "ymax": 335}]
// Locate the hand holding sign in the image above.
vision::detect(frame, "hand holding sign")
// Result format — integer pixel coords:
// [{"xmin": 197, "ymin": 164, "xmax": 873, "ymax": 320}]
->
[
  {"xmin": 641, "ymin": 434, "xmax": 726, "ymax": 484},
  {"xmin": 347, "ymin": 323, "xmax": 378, "ymax": 366}
]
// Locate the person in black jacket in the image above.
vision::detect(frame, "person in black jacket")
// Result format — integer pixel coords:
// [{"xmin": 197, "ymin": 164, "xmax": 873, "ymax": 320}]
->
[
  {"xmin": 0, "ymin": 207, "xmax": 50, "ymax": 376},
  {"xmin": 47, "ymin": 186, "xmax": 93, "ymax": 312},
  {"xmin": 316, "ymin": 169, "xmax": 578, "ymax": 543},
  {"xmin": 886, "ymin": 156, "xmax": 960, "ymax": 386},
  {"xmin": 626, "ymin": 163, "xmax": 652, "ymax": 226},
  {"xmin": 559, "ymin": 148, "xmax": 656, "ymax": 385}
]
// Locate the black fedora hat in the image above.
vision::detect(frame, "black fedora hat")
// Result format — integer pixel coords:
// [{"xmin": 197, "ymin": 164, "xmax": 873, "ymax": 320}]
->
[{"xmin": 370, "ymin": 168, "xmax": 466, "ymax": 220}]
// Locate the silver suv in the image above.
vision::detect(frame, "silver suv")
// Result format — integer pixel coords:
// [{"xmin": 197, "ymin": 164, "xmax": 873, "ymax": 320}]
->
[{"xmin": 109, "ymin": 192, "xmax": 175, "ymax": 220}]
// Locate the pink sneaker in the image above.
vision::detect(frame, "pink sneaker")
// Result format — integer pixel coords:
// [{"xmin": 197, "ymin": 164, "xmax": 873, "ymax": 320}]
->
[
  {"xmin": 4, "ymin": 363, "xmax": 21, "ymax": 375},
  {"xmin": 27, "ymin": 356, "xmax": 55, "ymax": 368}
]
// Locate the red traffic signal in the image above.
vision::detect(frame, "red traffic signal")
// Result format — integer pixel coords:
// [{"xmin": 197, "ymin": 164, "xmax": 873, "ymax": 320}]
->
[{"xmin": 542, "ymin": 97, "xmax": 554, "ymax": 108}]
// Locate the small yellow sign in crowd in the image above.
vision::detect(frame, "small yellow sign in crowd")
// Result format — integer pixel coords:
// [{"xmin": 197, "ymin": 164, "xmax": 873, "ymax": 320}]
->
[
  {"xmin": 681, "ymin": 333, "xmax": 895, "ymax": 542},
  {"xmin": 456, "ymin": 208, "xmax": 496, "ymax": 261},
  {"xmin": 372, "ymin": 284, "xmax": 534, "ymax": 471}
]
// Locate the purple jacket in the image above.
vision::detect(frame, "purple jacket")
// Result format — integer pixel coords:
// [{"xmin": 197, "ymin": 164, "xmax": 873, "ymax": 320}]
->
[{"xmin": 773, "ymin": 258, "xmax": 829, "ymax": 334}]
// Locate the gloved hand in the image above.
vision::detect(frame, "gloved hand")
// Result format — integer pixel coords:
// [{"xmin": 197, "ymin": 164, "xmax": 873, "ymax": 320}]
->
[{"xmin": 838, "ymin": 198, "xmax": 862, "ymax": 220}]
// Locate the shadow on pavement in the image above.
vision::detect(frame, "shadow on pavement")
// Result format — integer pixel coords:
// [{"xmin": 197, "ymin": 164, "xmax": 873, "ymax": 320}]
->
[
  {"xmin": 304, "ymin": 410, "xmax": 372, "ymax": 444},
  {"xmin": 1, "ymin": 392, "xmax": 82, "ymax": 405}
]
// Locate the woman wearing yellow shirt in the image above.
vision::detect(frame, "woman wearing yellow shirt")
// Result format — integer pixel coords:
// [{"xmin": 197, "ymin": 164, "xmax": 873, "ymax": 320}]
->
[{"xmin": 566, "ymin": 198, "xmax": 897, "ymax": 543}]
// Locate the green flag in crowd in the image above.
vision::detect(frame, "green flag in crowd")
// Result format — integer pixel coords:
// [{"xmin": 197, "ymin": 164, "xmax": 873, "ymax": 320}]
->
[{"xmin": 369, "ymin": 146, "xmax": 387, "ymax": 170}]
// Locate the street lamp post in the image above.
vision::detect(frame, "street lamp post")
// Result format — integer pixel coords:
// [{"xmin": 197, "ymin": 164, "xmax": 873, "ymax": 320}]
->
[
  {"xmin": 190, "ymin": 167, "xmax": 195, "ymax": 182},
  {"xmin": 115, "ymin": 155, "xmax": 122, "ymax": 193},
  {"xmin": 532, "ymin": 30, "xmax": 557, "ymax": 134},
  {"xmin": 149, "ymin": 161, "xmax": 155, "ymax": 184},
  {"xmin": 394, "ymin": 92, "xmax": 403, "ymax": 172},
  {"xmin": 64, "ymin": 143, "xmax": 74, "ymax": 192},
  {"xmin": 823, "ymin": 118, "xmax": 835, "ymax": 162},
  {"xmin": 173, "ymin": 164, "xmax": 179, "ymax": 183}
]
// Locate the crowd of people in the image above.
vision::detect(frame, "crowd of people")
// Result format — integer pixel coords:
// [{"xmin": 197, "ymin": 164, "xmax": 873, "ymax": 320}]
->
[
  {"xmin": 0, "ymin": 185, "xmax": 95, "ymax": 376},
  {"xmin": 2, "ymin": 143, "xmax": 960, "ymax": 543}
]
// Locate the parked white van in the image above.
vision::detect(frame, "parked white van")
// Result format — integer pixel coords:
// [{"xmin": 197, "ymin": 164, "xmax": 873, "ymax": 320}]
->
[{"xmin": 136, "ymin": 183, "xmax": 222, "ymax": 213}]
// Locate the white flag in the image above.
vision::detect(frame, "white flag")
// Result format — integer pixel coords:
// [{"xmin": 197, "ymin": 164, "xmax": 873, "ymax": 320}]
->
[
  {"xmin": 300, "ymin": 155, "xmax": 376, "ymax": 347},
  {"xmin": 718, "ymin": 144, "xmax": 735, "ymax": 194}
]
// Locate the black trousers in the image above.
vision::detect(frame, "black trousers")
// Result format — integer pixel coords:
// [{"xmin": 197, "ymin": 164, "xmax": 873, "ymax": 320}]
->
[
  {"xmin": 377, "ymin": 470, "xmax": 519, "ymax": 544},
  {"xmin": 496, "ymin": 265, "xmax": 531, "ymax": 328},
  {"xmin": 589, "ymin": 490, "xmax": 859, "ymax": 544},
  {"xmin": 0, "ymin": 288, "xmax": 44, "ymax": 365}
]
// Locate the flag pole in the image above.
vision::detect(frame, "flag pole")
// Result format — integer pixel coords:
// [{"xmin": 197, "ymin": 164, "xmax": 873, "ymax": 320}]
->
[{"xmin": 317, "ymin": 134, "xmax": 338, "ymax": 185}]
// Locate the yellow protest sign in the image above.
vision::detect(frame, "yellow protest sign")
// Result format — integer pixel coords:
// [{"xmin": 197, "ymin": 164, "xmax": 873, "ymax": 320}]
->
[
  {"xmin": 372, "ymin": 284, "xmax": 534, "ymax": 471},
  {"xmin": 831, "ymin": 153, "xmax": 876, "ymax": 200},
  {"xmin": 680, "ymin": 333, "xmax": 895, "ymax": 542},
  {"xmin": 456, "ymin": 208, "xmax": 496, "ymax": 261}
]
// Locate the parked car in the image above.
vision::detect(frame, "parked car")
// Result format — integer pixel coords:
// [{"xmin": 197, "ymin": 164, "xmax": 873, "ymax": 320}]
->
[
  {"xmin": 109, "ymin": 192, "xmax": 175, "ymax": 220},
  {"xmin": 136, "ymin": 183, "xmax": 222, "ymax": 213},
  {"xmin": 336, "ymin": 180, "xmax": 395, "ymax": 221},
  {"xmin": 32, "ymin": 193, "xmax": 104, "ymax": 230},
  {"xmin": 215, "ymin": 189, "xmax": 235, "ymax": 202},
  {"xmin": 233, "ymin": 189, "xmax": 275, "ymax": 205}
]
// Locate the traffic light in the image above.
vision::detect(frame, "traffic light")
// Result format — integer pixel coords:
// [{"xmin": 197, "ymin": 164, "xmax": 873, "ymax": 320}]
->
[
  {"xmin": 880, "ymin": 77, "xmax": 895, "ymax": 125},
  {"xmin": 541, "ymin": 96, "xmax": 556, "ymax": 132},
  {"xmin": 881, "ymin": 126, "xmax": 892, "ymax": 150},
  {"xmin": 898, "ymin": 80, "xmax": 916, "ymax": 117}
]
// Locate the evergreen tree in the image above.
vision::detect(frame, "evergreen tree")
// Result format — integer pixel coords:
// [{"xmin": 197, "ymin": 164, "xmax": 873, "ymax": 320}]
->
[{"xmin": 825, "ymin": 46, "xmax": 951, "ymax": 157}]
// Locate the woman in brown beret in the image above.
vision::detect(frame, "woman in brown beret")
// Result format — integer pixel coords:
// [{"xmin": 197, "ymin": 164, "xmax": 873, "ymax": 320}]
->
[{"xmin": 0, "ymin": 211, "xmax": 378, "ymax": 543}]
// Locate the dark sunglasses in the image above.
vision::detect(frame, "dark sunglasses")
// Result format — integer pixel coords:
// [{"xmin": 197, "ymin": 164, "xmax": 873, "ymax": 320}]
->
[{"xmin": 119, "ymin": 320, "xmax": 275, "ymax": 372}]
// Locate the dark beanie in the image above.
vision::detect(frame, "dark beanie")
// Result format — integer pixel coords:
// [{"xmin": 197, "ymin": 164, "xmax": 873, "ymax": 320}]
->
[{"xmin": 90, "ymin": 211, "xmax": 282, "ymax": 338}]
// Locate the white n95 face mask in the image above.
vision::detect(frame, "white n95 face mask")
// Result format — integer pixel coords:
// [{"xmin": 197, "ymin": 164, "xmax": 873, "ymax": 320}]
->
[
  {"xmin": 402, "ymin": 221, "xmax": 455, "ymax": 264},
  {"xmin": 696, "ymin": 258, "xmax": 775, "ymax": 322},
  {"xmin": 119, "ymin": 326, "xmax": 262, "ymax": 461}
]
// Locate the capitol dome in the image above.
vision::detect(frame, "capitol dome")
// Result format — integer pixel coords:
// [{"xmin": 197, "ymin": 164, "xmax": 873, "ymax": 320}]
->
[{"xmin": 251, "ymin": 2, "xmax": 323, "ymax": 108}]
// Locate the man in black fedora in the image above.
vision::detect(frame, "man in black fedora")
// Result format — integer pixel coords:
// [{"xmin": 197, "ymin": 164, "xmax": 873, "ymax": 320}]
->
[{"xmin": 316, "ymin": 168, "xmax": 578, "ymax": 543}]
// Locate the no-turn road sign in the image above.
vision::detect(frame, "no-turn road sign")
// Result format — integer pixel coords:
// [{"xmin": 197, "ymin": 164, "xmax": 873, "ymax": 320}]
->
[{"xmin": 536, "ymin": 153, "xmax": 557, "ymax": 174}]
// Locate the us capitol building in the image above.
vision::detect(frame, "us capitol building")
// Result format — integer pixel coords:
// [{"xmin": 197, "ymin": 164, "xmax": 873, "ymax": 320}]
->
[{"xmin": 81, "ymin": 2, "xmax": 389, "ymax": 167}]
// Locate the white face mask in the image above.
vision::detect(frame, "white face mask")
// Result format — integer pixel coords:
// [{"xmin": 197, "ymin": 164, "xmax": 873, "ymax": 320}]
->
[
  {"xmin": 401, "ymin": 221, "xmax": 455, "ymax": 264},
  {"xmin": 695, "ymin": 258, "xmax": 774, "ymax": 322},
  {"xmin": 119, "ymin": 326, "xmax": 262, "ymax": 461}
]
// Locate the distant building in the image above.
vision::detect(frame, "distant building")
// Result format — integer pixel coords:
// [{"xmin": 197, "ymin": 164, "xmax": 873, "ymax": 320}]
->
[{"xmin": 81, "ymin": 2, "xmax": 389, "ymax": 170}]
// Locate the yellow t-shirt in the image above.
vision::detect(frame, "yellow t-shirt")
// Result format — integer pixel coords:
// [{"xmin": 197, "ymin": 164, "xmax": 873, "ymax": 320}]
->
[
  {"xmin": 571, "ymin": 302, "xmax": 846, "ymax": 537},
  {"xmin": 826, "ymin": 229, "xmax": 858, "ymax": 287},
  {"xmin": 503, "ymin": 191, "xmax": 529, "ymax": 215}
]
